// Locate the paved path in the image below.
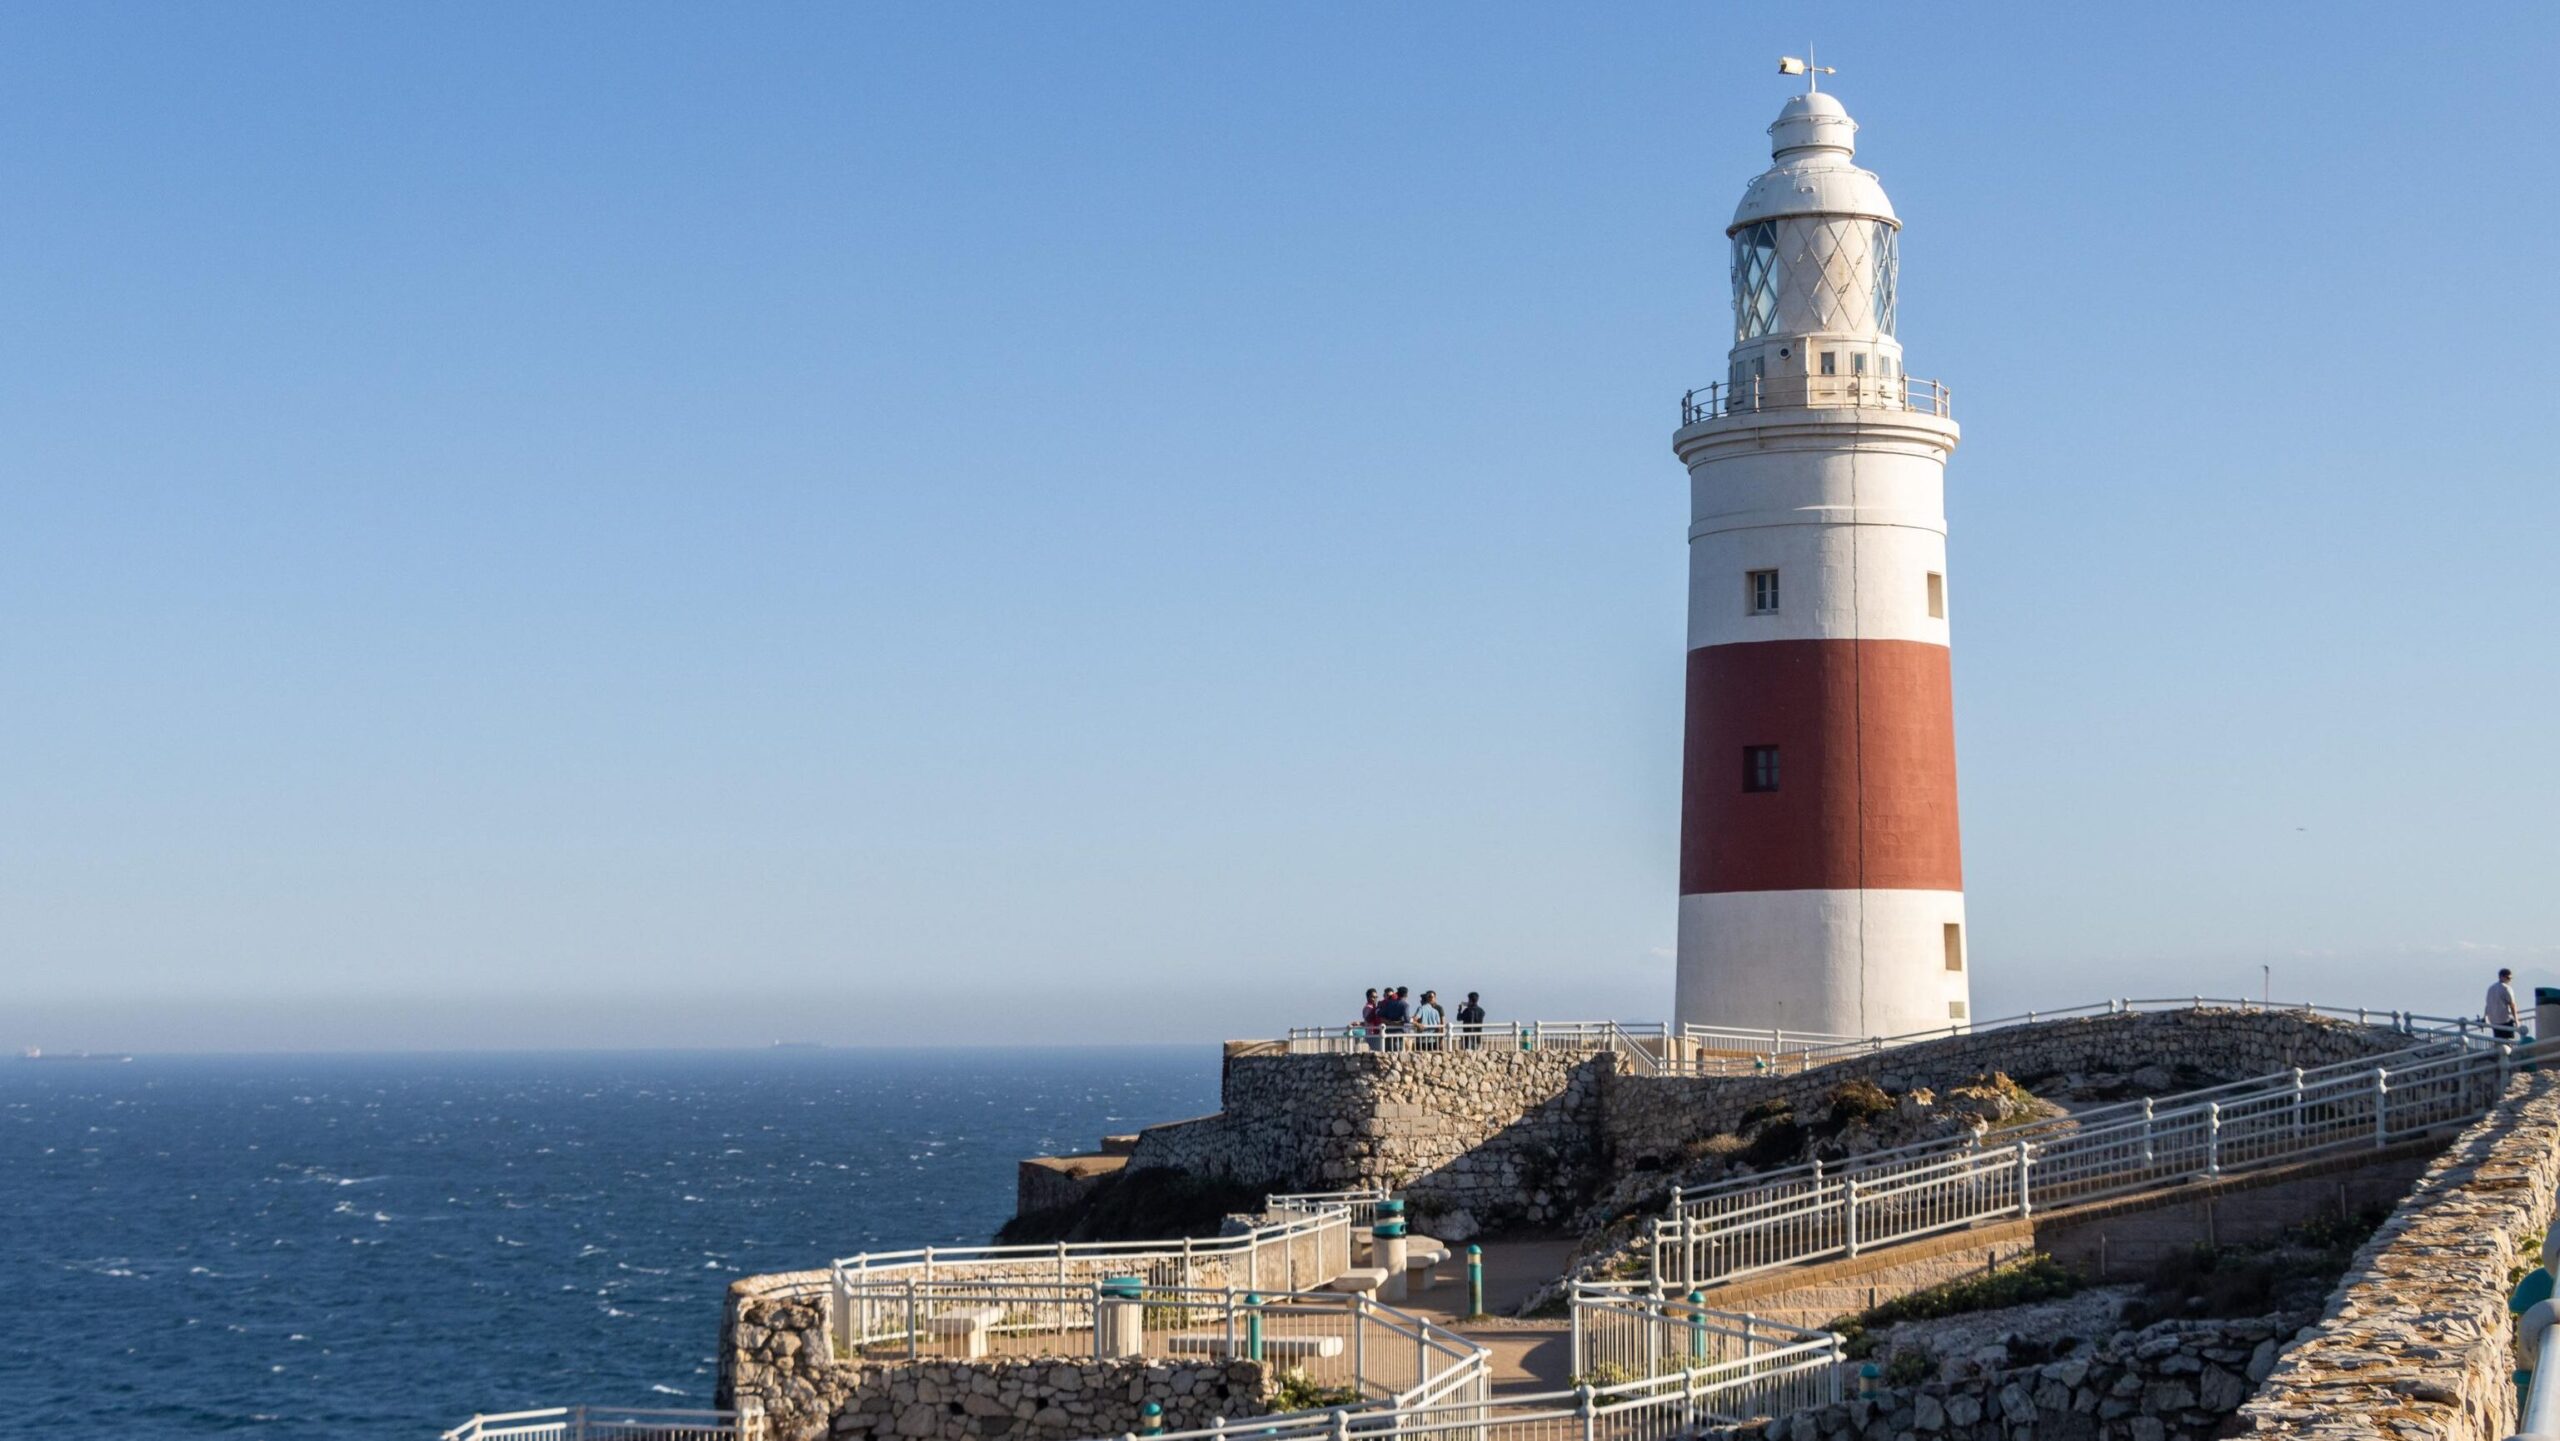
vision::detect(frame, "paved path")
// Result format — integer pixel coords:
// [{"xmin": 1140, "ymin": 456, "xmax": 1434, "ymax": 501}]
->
[{"xmin": 1389, "ymin": 1238, "xmax": 1577, "ymax": 1395}]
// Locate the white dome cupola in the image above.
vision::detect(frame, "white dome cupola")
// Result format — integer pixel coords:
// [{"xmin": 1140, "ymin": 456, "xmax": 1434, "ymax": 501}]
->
[{"xmin": 1722, "ymin": 87, "xmax": 1908, "ymax": 409}]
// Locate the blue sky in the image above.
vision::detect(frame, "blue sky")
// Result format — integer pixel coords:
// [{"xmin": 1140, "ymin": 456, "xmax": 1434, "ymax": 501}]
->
[{"xmin": 3, "ymin": 4, "xmax": 2554, "ymax": 1050}]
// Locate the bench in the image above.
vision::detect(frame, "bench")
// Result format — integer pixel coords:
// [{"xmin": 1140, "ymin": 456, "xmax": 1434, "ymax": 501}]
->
[
  {"xmin": 1166, "ymin": 1333, "xmax": 1345, "ymax": 1360},
  {"xmin": 1325, "ymin": 1267, "xmax": 1389, "ymax": 1295},
  {"xmin": 1405, "ymin": 1246, "xmax": 1450, "ymax": 1285},
  {"xmin": 921, "ymin": 1305, "xmax": 1007, "ymax": 1359}
]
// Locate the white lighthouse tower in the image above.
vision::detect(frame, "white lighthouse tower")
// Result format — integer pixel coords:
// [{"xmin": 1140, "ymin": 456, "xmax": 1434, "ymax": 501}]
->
[{"xmin": 1672, "ymin": 70, "xmax": 1969, "ymax": 1040}]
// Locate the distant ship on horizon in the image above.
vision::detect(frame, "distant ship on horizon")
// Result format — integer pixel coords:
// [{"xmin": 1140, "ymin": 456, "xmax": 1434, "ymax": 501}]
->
[
  {"xmin": 769, "ymin": 1040, "xmax": 827, "ymax": 1050},
  {"xmin": 20, "ymin": 1046, "xmax": 133, "ymax": 1063}
]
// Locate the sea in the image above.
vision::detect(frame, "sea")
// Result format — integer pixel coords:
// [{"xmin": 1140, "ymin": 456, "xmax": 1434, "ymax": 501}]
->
[{"xmin": 0, "ymin": 1046, "xmax": 1219, "ymax": 1439}]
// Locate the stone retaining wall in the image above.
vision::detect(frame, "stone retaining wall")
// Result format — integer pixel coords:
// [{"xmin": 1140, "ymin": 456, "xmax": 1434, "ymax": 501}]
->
[
  {"xmin": 723, "ymin": 1271, "xmax": 845, "ymax": 1441},
  {"xmin": 1745, "ymin": 1314, "xmax": 2301, "ymax": 1441},
  {"xmin": 717, "ymin": 1270, "xmax": 1274, "ymax": 1441},
  {"xmin": 1112, "ymin": 1011, "xmax": 2422, "ymax": 1236},
  {"xmin": 829, "ymin": 1358, "xmax": 1268, "ymax": 1441},
  {"xmin": 1126, "ymin": 1049, "xmax": 1609, "ymax": 1231},
  {"xmin": 1609, "ymin": 1010, "xmax": 2418, "ymax": 1170},
  {"xmin": 2234, "ymin": 1070, "xmax": 2560, "ymax": 1441}
]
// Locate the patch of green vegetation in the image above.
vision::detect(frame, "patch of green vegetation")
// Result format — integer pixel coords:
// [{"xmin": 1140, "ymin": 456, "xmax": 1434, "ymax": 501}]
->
[
  {"xmin": 1820, "ymin": 1080, "xmax": 1896, "ymax": 1134},
  {"xmin": 1737, "ymin": 1098, "xmax": 1795, "ymax": 1130},
  {"xmin": 993, "ymin": 1167, "xmax": 1268, "ymax": 1245},
  {"xmin": 1741, "ymin": 1118, "xmax": 1806, "ymax": 1169},
  {"xmin": 1826, "ymin": 1254, "xmax": 2084, "ymax": 1357},
  {"xmin": 1269, "ymin": 1368, "xmax": 1361, "ymax": 1412},
  {"xmin": 1883, "ymin": 1348, "xmax": 1932, "ymax": 1386},
  {"xmin": 2120, "ymin": 1206, "xmax": 2390, "ymax": 1325},
  {"xmin": 1572, "ymin": 1362, "xmax": 1638, "ymax": 1388}
]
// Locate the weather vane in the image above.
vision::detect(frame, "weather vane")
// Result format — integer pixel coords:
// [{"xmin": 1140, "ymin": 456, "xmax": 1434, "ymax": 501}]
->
[{"xmin": 1777, "ymin": 49, "xmax": 1836, "ymax": 94}]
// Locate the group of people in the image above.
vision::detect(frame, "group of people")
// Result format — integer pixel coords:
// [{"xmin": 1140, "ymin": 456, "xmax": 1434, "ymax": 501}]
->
[{"xmin": 1358, "ymin": 987, "xmax": 1488, "ymax": 1049}]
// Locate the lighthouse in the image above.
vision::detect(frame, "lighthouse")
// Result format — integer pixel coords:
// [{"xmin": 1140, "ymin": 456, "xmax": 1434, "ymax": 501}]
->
[{"xmin": 1672, "ymin": 73, "xmax": 1968, "ymax": 1041}]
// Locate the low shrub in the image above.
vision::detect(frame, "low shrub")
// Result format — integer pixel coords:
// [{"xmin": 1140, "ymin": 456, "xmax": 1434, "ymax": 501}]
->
[
  {"xmin": 993, "ymin": 1167, "xmax": 1268, "ymax": 1244},
  {"xmin": 1269, "ymin": 1367, "xmax": 1361, "ymax": 1411},
  {"xmin": 1827, "ymin": 1253, "xmax": 2083, "ymax": 1355},
  {"xmin": 1821, "ymin": 1080, "xmax": 1897, "ymax": 1134}
]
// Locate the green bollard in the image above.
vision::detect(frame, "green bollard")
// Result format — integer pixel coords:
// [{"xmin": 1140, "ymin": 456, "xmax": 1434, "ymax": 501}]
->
[
  {"xmin": 1467, "ymin": 1245, "xmax": 1484, "ymax": 1318},
  {"xmin": 1141, "ymin": 1401, "xmax": 1164, "ymax": 1437},
  {"xmin": 1689, "ymin": 1289, "xmax": 1707, "ymax": 1365},
  {"xmin": 1245, "ymin": 1292, "xmax": 1263, "ymax": 1363}
]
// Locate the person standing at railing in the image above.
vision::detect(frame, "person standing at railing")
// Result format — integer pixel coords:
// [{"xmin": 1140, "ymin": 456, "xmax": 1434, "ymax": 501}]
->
[
  {"xmin": 2488, "ymin": 969, "xmax": 2522, "ymax": 1042},
  {"xmin": 1361, "ymin": 988, "xmax": 1383, "ymax": 1050},
  {"xmin": 1415, "ymin": 990, "xmax": 1447, "ymax": 1051},
  {"xmin": 1377, "ymin": 986, "xmax": 1412, "ymax": 1051},
  {"xmin": 1456, "ymin": 992, "xmax": 1486, "ymax": 1050}
]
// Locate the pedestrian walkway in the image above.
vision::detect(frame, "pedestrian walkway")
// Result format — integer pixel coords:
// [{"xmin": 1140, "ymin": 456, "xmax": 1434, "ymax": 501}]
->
[{"xmin": 1384, "ymin": 1238, "xmax": 1577, "ymax": 1394}]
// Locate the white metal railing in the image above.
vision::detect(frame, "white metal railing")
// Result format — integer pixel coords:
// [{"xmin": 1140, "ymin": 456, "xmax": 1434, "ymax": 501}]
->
[
  {"xmin": 1284, "ymin": 1021, "xmax": 1673, "ymax": 1059},
  {"xmin": 1679, "ymin": 998, "xmax": 2498, "ymax": 1074},
  {"xmin": 1568, "ymin": 1281, "xmax": 1841, "ymax": 1398},
  {"xmin": 1681, "ymin": 373, "xmax": 1953, "ymax": 424},
  {"xmin": 1112, "ymin": 1328, "xmax": 1842, "ymax": 1441},
  {"xmin": 1654, "ymin": 1039, "xmax": 2513, "ymax": 1288},
  {"xmin": 1663, "ymin": 1030, "xmax": 2483, "ymax": 1224},
  {"xmin": 1270, "ymin": 1187, "xmax": 1395, "ymax": 1228},
  {"xmin": 827, "ymin": 1203, "xmax": 1355, "ymax": 1352},
  {"xmin": 2511, "ymin": 1222, "xmax": 2560, "ymax": 1441},
  {"xmin": 440, "ymin": 1407, "xmax": 758, "ymax": 1441},
  {"xmin": 832, "ymin": 1280, "xmax": 1487, "ymax": 1405},
  {"xmin": 1282, "ymin": 998, "xmax": 2501, "ymax": 1080}
]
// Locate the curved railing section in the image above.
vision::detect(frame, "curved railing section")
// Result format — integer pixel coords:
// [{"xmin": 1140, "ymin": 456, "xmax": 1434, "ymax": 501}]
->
[
  {"xmin": 828, "ymin": 1201, "xmax": 1363, "ymax": 1352},
  {"xmin": 440, "ymin": 1407, "xmax": 756, "ymax": 1441},
  {"xmin": 1653, "ymin": 1035, "xmax": 2514, "ymax": 1289},
  {"xmin": 1681, "ymin": 374, "xmax": 1953, "ymax": 424},
  {"xmin": 1125, "ymin": 1286, "xmax": 1843, "ymax": 1441}
]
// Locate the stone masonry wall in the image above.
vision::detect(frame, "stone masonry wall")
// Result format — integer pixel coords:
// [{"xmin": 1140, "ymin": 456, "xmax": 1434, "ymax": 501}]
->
[
  {"xmin": 1115, "ymin": 1010, "xmax": 2423, "ymax": 1237},
  {"xmin": 829, "ymin": 1358, "xmax": 1269, "ymax": 1441},
  {"xmin": 1742, "ymin": 1314, "xmax": 2302, "ymax": 1441},
  {"xmin": 724, "ymin": 1271, "xmax": 847, "ymax": 1441},
  {"xmin": 1126, "ymin": 1048, "xmax": 1610, "ymax": 1231},
  {"xmin": 1608, "ymin": 1010, "xmax": 2417, "ymax": 1169},
  {"xmin": 717, "ymin": 1270, "xmax": 1274, "ymax": 1441},
  {"xmin": 2234, "ymin": 1070, "xmax": 2560, "ymax": 1441}
]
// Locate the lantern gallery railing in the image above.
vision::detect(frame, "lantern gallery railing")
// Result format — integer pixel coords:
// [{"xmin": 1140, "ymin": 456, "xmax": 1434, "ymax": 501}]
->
[
  {"xmin": 1652, "ymin": 1038, "xmax": 2514, "ymax": 1289},
  {"xmin": 1680, "ymin": 373, "xmax": 1953, "ymax": 423}
]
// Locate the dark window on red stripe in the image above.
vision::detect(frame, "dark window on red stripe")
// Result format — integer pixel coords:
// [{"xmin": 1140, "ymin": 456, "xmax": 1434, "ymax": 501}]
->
[{"xmin": 1743, "ymin": 745, "xmax": 1780, "ymax": 793}]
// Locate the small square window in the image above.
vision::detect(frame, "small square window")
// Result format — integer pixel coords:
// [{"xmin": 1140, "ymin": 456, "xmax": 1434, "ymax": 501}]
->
[
  {"xmin": 1819, "ymin": 351, "xmax": 1836, "ymax": 376},
  {"xmin": 1852, "ymin": 353, "xmax": 1867, "ymax": 376},
  {"xmin": 1748, "ymin": 569, "xmax": 1779, "ymax": 615},
  {"xmin": 1943, "ymin": 923, "xmax": 1964, "ymax": 972},
  {"xmin": 1926, "ymin": 572, "xmax": 1946, "ymax": 619},
  {"xmin": 1948, "ymin": 1000, "xmax": 1968, "ymax": 1020},
  {"xmin": 1743, "ymin": 745, "xmax": 1780, "ymax": 793}
]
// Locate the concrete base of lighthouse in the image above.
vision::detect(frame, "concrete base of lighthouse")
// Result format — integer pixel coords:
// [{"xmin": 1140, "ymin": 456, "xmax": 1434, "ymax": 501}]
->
[{"xmin": 1674, "ymin": 888, "xmax": 1969, "ymax": 1040}]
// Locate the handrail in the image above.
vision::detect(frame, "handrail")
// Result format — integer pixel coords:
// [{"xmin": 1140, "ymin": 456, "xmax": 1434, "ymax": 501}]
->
[
  {"xmin": 1681, "ymin": 373, "xmax": 1952, "ymax": 424},
  {"xmin": 1653, "ymin": 1040, "xmax": 2513, "ymax": 1288},
  {"xmin": 440, "ymin": 1406, "xmax": 755, "ymax": 1441},
  {"xmin": 1664, "ymin": 1029, "xmax": 2488, "ymax": 1211},
  {"xmin": 1277, "ymin": 997, "xmax": 2499, "ymax": 1079}
]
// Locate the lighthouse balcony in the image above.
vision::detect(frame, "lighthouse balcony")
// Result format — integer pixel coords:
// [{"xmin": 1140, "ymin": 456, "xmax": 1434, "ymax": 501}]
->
[{"xmin": 1680, "ymin": 374, "xmax": 1952, "ymax": 426}]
